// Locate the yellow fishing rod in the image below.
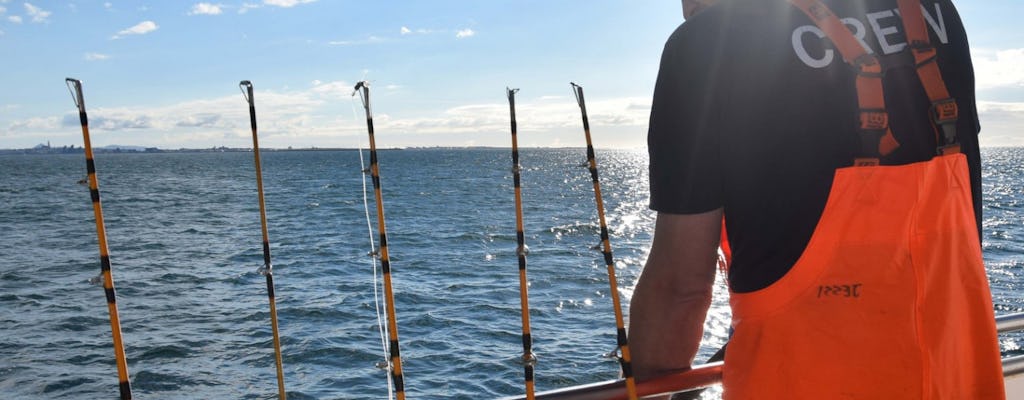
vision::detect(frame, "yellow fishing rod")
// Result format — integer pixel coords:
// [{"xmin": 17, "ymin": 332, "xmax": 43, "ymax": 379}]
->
[
  {"xmin": 570, "ymin": 82, "xmax": 637, "ymax": 400},
  {"xmin": 239, "ymin": 80, "xmax": 287, "ymax": 400},
  {"xmin": 507, "ymin": 87, "xmax": 537, "ymax": 399},
  {"xmin": 65, "ymin": 78, "xmax": 133, "ymax": 400},
  {"xmin": 353, "ymin": 81, "xmax": 406, "ymax": 400}
]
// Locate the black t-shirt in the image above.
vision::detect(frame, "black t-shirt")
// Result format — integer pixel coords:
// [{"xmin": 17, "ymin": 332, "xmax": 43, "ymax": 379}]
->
[{"xmin": 647, "ymin": 0, "xmax": 981, "ymax": 293}]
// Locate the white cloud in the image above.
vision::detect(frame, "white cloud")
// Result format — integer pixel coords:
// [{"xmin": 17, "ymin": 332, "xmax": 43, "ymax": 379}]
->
[
  {"xmin": 238, "ymin": 2, "xmax": 260, "ymax": 13},
  {"xmin": 309, "ymin": 80, "xmax": 354, "ymax": 99},
  {"xmin": 39, "ymin": 87, "xmax": 348, "ymax": 148},
  {"xmin": 8, "ymin": 116, "xmax": 61, "ymax": 132},
  {"xmin": 84, "ymin": 52, "xmax": 110, "ymax": 61},
  {"xmin": 112, "ymin": 20, "xmax": 158, "ymax": 39},
  {"xmin": 263, "ymin": 0, "xmax": 315, "ymax": 7},
  {"xmin": 0, "ymin": 5, "xmax": 6, "ymax": 14},
  {"xmin": 455, "ymin": 28, "xmax": 475, "ymax": 39},
  {"xmin": 8, "ymin": 15, "xmax": 21, "ymax": 23},
  {"xmin": 176, "ymin": 113, "xmax": 222, "ymax": 128},
  {"xmin": 399, "ymin": 26, "xmax": 437, "ymax": 36},
  {"xmin": 978, "ymin": 101, "xmax": 1024, "ymax": 147},
  {"xmin": 24, "ymin": 3, "xmax": 50, "ymax": 23},
  {"xmin": 381, "ymin": 96, "xmax": 649, "ymax": 139},
  {"xmin": 189, "ymin": 3, "xmax": 223, "ymax": 15},
  {"xmin": 328, "ymin": 36, "xmax": 384, "ymax": 46},
  {"xmin": 78, "ymin": 114, "xmax": 154, "ymax": 130},
  {"xmin": 973, "ymin": 48, "xmax": 1024, "ymax": 90},
  {"xmin": 104, "ymin": 2, "xmax": 112, "ymax": 9}
]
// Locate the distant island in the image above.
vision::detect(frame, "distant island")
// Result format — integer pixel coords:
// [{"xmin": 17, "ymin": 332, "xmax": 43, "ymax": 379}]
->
[{"xmin": 0, "ymin": 142, "xmax": 377, "ymax": 155}]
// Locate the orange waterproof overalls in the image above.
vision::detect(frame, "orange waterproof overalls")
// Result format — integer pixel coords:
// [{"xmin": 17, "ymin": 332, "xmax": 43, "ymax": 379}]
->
[{"xmin": 721, "ymin": 0, "xmax": 1006, "ymax": 398}]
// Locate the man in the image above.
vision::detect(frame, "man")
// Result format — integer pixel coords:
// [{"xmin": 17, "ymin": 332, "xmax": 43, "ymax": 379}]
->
[{"xmin": 628, "ymin": 0, "xmax": 1005, "ymax": 398}]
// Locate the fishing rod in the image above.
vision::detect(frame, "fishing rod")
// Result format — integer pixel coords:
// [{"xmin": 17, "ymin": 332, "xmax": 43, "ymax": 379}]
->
[
  {"xmin": 570, "ymin": 82, "xmax": 638, "ymax": 400},
  {"xmin": 64, "ymin": 77, "xmax": 133, "ymax": 400},
  {"xmin": 353, "ymin": 81, "xmax": 406, "ymax": 400},
  {"xmin": 507, "ymin": 87, "xmax": 538, "ymax": 400},
  {"xmin": 239, "ymin": 80, "xmax": 287, "ymax": 400}
]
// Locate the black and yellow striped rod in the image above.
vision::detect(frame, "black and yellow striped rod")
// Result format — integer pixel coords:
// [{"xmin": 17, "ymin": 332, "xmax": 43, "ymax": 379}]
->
[
  {"xmin": 570, "ymin": 82, "xmax": 637, "ymax": 400},
  {"xmin": 239, "ymin": 80, "xmax": 287, "ymax": 400},
  {"xmin": 507, "ymin": 87, "xmax": 537, "ymax": 400},
  {"xmin": 65, "ymin": 78, "xmax": 133, "ymax": 400},
  {"xmin": 353, "ymin": 81, "xmax": 406, "ymax": 400}
]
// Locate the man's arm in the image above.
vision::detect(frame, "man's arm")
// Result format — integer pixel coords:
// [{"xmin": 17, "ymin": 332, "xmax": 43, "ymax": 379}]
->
[{"xmin": 629, "ymin": 208, "xmax": 722, "ymax": 381}]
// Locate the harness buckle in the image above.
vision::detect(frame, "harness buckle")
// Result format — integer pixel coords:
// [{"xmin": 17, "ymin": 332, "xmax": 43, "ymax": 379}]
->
[
  {"xmin": 859, "ymin": 109, "xmax": 889, "ymax": 132},
  {"xmin": 856, "ymin": 109, "xmax": 890, "ymax": 160},
  {"xmin": 932, "ymin": 98, "xmax": 958, "ymax": 124},
  {"xmin": 931, "ymin": 98, "xmax": 959, "ymax": 145}
]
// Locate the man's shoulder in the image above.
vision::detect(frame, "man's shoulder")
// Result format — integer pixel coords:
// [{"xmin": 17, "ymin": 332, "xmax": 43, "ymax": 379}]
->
[{"xmin": 666, "ymin": 0, "xmax": 793, "ymax": 54}]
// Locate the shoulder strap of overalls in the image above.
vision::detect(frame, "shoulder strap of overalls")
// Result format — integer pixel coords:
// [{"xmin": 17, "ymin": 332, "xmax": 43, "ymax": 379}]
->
[
  {"xmin": 898, "ymin": 0, "xmax": 961, "ymax": 155},
  {"xmin": 720, "ymin": 1, "xmax": 961, "ymax": 273},
  {"xmin": 787, "ymin": 0, "xmax": 960, "ymax": 164}
]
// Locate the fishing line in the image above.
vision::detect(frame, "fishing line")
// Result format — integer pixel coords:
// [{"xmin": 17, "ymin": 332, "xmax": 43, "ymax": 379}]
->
[
  {"xmin": 351, "ymin": 89, "xmax": 395, "ymax": 399},
  {"xmin": 507, "ymin": 87, "xmax": 538, "ymax": 400},
  {"xmin": 353, "ymin": 80, "xmax": 407, "ymax": 400},
  {"xmin": 65, "ymin": 78, "xmax": 133, "ymax": 400},
  {"xmin": 570, "ymin": 82, "xmax": 638, "ymax": 400},
  {"xmin": 239, "ymin": 80, "xmax": 287, "ymax": 400}
]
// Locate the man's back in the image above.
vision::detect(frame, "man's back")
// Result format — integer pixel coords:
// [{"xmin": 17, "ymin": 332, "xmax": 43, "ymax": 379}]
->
[
  {"xmin": 633, "ymin": 0, "xmax": 1004, "ymax": 398},
  {"xmin": 648, "ymin": 0, "xmax": 981, "ymax": 292}
]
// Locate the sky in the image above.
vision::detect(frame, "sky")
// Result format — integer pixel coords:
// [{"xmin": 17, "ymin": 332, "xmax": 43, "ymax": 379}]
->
[{"xmin": 0, "ymin": 1, "xmax": 1022, "ymax": 150}]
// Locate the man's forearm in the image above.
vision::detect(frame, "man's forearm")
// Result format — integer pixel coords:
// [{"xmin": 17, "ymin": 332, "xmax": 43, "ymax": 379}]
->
[
  {"xmin": 629, "ymin": 261, "xmax": 715, "ymax": 379},
  {"xmin": 628, "ymin": 210, "xmax": 722, "ymax": 381}
]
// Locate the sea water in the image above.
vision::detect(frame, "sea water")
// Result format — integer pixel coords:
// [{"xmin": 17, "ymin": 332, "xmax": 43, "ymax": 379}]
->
[{"xmin": 0, "ymin": 148, "xmax": 1021, "ymax": 399}]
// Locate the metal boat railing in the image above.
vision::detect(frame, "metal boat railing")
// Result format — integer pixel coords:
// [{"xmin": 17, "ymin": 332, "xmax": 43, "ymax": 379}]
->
[
  {"xmin": 512, "ymin": 312, "xmax": 1024, "ymax": 399},
  {"xmin": 998, "ymin": 312, "xmax": 1024, "ymax": 377}
]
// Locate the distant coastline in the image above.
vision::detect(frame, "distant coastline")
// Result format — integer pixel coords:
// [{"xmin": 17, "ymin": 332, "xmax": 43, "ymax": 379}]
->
[
  {"xmin": 0, "ymin": 144, "xmax": 387, "ymax": 155},
  {"xmin": 0, "ymin": 145, "xmax": 549, "ymax": 155}
]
